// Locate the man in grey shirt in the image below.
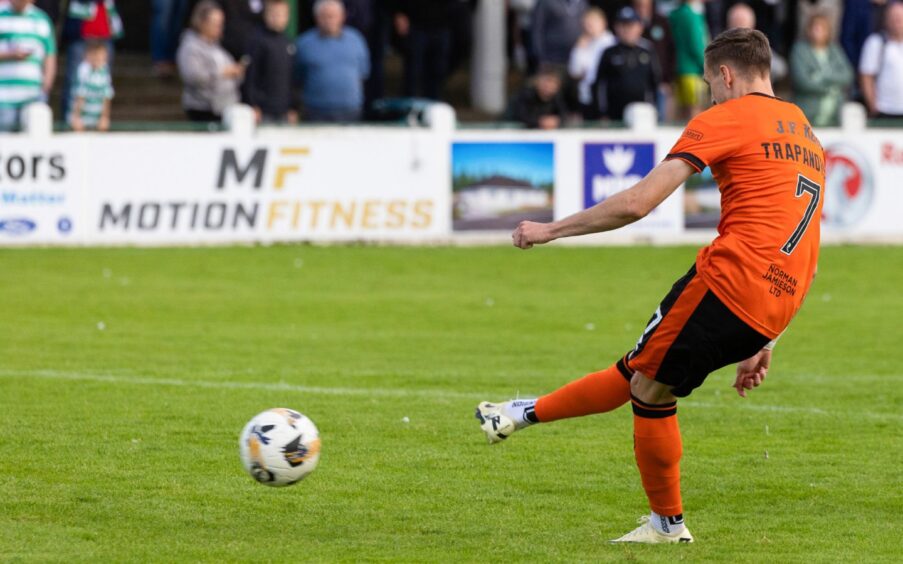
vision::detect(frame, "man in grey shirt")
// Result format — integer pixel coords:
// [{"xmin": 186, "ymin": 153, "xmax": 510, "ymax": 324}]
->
[{"xmin": 531, "ymin": 0, "xmax": 588, "ymax": 66}]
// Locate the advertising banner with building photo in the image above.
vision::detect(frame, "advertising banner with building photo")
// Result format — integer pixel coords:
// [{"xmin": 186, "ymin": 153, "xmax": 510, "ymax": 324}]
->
[{"xmin": 451, "ymin": 142, "xmax": 554, "ymax": 231}]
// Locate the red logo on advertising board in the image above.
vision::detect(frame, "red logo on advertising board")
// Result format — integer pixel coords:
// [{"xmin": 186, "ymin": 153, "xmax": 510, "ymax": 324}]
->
[{"xmin": 824, "ymin": 144, "xmax": 873, "ymax": 227}]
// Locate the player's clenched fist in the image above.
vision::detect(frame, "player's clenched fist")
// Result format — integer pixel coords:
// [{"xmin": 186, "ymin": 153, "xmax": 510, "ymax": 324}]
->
[
  {"xmin": 732, "ymin": 349, "xmax": 771, "ymax": 398},
  {"xmin": 512, "ymin": 221, "xmax": 554, "ymax": 249}
]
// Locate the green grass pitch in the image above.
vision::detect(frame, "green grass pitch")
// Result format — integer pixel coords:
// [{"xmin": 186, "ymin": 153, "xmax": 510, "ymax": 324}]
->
[{"xmin": 1, "ymin": 245, "xmax": 901, "ymax": 562}]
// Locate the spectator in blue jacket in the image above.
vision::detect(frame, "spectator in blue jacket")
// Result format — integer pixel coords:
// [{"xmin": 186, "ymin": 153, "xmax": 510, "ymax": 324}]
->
[
  {"xmin": 295, "ymin": 0, "xmax": 370, "ymax": 122},
  {"xmin": 840, "ymin": 0, "xmax": 885, "ymax": 70}
]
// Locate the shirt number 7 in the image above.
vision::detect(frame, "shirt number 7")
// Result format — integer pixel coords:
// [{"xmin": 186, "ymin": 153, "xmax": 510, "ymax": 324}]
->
[{"xmin": 781, "ymin": 174, "xmax": 821, "ymax": 255}]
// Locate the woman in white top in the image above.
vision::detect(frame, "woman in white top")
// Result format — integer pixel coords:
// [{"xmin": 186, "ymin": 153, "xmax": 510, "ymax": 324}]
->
[{"xmin": 568, "ymin": 8, "xmax": 615, "ymax": 120}]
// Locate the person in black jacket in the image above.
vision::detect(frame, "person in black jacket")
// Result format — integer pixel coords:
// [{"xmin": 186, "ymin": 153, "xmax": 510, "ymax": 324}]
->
[
  {"xmin": 394, "ymin": 0, "xmax": 457, "ymax": 99},
  {"xmin": 217, "ymin": 0, "xmax": 264, "ymax": 59},
  {"xmin": 242, "ymin": 0, "xmax": 297, "ymax": 123},
  {"xmin": 633, "ymin": 0, "xmax": 674, "ymax": 119},
  {"xmin": 508, "ymin": 65, "xmax": 569, "ymax": 129},
  {"xmin": 593, "ymin": 6, "xmax": 660, "ymax": 121}
]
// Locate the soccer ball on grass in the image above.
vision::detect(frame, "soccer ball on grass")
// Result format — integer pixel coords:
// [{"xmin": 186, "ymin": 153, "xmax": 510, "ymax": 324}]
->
[{"xmin": 239, "ymin": 408, "xmax": 320, "ymax": 486}]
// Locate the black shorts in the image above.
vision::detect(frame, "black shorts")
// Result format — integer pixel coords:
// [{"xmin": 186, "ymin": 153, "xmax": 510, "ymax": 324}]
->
[{"xmin": 620, "ymin": 265, "xmax": 770, "ymax": 397}]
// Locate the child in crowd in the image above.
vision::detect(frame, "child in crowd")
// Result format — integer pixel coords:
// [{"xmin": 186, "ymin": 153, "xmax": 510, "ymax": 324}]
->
[
  {"xmin": 69, "ymin": 40, "xmax": 114, "ymax": 131},
  {"xmin": 568, "ymin": 8, "xmax": 615, "ymax": 120},
  {"xmin": 508, "ymin": 64, "xmax": 569, "ymax": 129}
]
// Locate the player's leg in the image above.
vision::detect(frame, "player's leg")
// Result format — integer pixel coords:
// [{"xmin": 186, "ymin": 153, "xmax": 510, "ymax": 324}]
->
[
  {"xmin": 475, "ymin": 361, "xmax": 632, "ymax": 443},
  {"xmin": 475, "ymin": 265, "xmax": 701, "ymax": 444},
  {"xmin": 610, "ymin": 372, "xmax": 693, "ymax": 543},
  {"xmin": 613, "ymin": 286, "xmax": 771, "ymax": 543}
]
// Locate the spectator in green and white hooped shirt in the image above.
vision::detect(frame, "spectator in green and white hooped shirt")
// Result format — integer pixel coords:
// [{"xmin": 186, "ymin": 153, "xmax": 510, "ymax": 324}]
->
[
  {"xmin": 61, "ymin": 0, "xmax": 122, "ymax": 122},
  {"xmin": 0, "ymin": 0, "xmax": 57, "ymax": 132},
  {"xmin": 69, "ymin": 40, "xmax": 113, "ymax": 131}
]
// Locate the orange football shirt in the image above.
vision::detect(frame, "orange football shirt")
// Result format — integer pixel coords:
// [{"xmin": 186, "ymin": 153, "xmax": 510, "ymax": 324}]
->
[{"xmin": 666, "ymin": 93, "xmax": 824, "ymax": 338}]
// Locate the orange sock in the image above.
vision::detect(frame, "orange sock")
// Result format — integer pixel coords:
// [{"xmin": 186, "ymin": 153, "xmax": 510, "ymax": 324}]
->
[
  {"xmin": 632, "ymin": 395, "xmax": 683, "ymax": 516},
  {"xmin": 533, "ymin": 360, "xmax": 632, "ymax": 423}
]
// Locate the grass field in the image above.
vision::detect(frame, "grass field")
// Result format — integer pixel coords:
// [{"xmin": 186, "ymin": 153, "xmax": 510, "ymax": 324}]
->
[{"xmin": 1, "ymin": 245, "xmax": 901, "ymax": 562}]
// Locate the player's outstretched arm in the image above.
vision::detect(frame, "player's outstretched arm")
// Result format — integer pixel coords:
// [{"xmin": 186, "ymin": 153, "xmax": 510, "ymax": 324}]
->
[{"xmin": 512, "ymin": 159, "xmax": 695, "ymax": 249}]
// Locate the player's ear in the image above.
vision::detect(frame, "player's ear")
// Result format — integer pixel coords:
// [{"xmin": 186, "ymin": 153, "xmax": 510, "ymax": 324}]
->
[{"xmin": 720, "ymin": 65, "xmax": 732, "ymax": 89}]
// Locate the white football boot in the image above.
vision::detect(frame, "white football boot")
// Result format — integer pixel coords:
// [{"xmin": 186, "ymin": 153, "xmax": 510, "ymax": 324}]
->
[
  {"xmin": 610, "ymin": 516, "xmax": 694, "ymax": 544},
  {"xmin": 474, "ymin": 401, "xmax": 517, "ymax": 444}
]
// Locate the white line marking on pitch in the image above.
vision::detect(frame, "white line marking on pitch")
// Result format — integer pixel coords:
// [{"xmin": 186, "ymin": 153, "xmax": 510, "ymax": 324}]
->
[{"xmin": 0, "ymin": 369, "xmax": 899, "ymax": 422}]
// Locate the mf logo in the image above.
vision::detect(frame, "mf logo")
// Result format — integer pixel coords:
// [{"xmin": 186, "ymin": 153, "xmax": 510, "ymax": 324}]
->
[
  {"xmin": 216, "ymin": 147, "xmax": 310, "ymax": 191},
  {"xmin": 583, "ymin": 143, "xmax": 655, "ymax": 209}
]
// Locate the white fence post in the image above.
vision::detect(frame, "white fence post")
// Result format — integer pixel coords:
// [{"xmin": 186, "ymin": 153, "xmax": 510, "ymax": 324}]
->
[
  {"xmin": 840, "ymin": 102, "xmax": 867, "ymax": 132},
  {"xmin": 21, "ymin": 102, "xmax": 53, "ymax": 137},
  {"xmin": 424, "ymin": 102, "xmax": 456, "ymax": 134},
  {"xmin": 624, "ymin": 102, "xmax": 657, "ymax": 133},
  {"xmin": 470, "ymin": 0, "xmax": 507, "ymax": 115},
  {"xmin": 223, "ymin": 104, "xmax": 256, "ymax": 136}
]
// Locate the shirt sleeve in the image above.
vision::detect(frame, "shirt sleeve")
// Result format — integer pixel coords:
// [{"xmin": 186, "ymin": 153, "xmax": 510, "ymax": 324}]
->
[
  {"xmin": 858, "ymin": 34, "xmax": 882, "ymax": 75},
  {"xmin": 665, "ymin": 104, "xmax": 743, "ymax": 172}
]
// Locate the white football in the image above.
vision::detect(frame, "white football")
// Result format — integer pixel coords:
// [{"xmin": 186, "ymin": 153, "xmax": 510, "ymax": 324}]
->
[{"xmin": 238, "ymin": 408, "xmax": 321, "ymax": 486}]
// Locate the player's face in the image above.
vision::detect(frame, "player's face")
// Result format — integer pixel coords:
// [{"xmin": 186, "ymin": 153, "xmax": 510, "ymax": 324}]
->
[{"xmin": 703, "ymin": 64, "xmax": 730, "ymax": 105}]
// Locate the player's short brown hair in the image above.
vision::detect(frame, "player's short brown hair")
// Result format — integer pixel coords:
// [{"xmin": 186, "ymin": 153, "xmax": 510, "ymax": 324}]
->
[{"xmin": 704, "ymin": 28, "xmax": 771, "ymax": 78}]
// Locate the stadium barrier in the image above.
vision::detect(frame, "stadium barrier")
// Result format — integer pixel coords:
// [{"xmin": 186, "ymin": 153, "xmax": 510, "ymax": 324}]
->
[{"xmin": 1, "ymin": 101, "xmax": 900, "ymax": 246}]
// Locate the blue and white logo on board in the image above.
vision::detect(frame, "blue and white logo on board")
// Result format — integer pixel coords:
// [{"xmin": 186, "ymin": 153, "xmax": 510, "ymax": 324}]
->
[{"xmin": 583, "ymin": 143, "xmax": 655, "ymax": 209}]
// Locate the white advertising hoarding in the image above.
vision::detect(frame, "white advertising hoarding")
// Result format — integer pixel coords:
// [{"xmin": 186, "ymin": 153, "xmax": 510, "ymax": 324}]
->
[
  {"xmin": 84, "ymin": 129, "xmax": 451, "ymax": 244},
  {"xmin": 1, "ymin": 121, "xmax": 902, "ymax": 246},
  {"xmin": 0, "ymin": 127, "xmax": 451, "ymax": 245}
]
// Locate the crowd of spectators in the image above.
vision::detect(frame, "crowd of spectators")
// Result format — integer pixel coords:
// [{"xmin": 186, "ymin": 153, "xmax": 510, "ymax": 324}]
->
[
  {"xmin": 511, "ymin": 0, "xmax": 903, "ymax": 128},
  {"xmin": 0, "ymin": 0, "xmax": 902, "ymax": 132}
]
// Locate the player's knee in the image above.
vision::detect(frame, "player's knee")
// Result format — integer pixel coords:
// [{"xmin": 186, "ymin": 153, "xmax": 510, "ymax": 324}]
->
[{"xmin": 630, "ymin": 371, "xmax": 677, "ymax": 405}]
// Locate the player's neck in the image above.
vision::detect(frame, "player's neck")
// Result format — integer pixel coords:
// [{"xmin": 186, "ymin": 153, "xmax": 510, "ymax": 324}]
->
[{"xmin": 732, "ymin": 78, "xmax": 775, "ymax": 100}]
